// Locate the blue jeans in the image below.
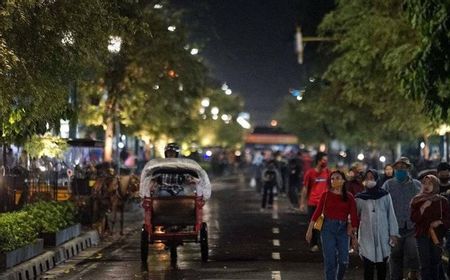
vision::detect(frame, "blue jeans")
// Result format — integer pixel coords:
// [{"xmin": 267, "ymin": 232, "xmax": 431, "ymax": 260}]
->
[
  {"xmin": 417, "ymin": 235, "xmax": 443, "ymax": 280},
  {"xmin": 320, "ymin": 218, "xmax": 349, "ymax": 280}
]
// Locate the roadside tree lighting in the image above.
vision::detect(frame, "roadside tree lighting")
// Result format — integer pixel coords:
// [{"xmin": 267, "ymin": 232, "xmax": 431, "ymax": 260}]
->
[{"xmin": 190, "ymin": 48, "xmax": 199, "ymax": 55}]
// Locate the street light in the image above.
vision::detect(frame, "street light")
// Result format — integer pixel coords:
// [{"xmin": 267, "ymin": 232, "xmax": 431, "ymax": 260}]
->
[{"xmin": 295, "ymin": 26, "xmax": 336, "ymax": 64}]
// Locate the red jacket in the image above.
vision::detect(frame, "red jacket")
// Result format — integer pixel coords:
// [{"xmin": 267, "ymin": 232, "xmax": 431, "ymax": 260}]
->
[{"xmin": 411, "ymin": 196, "xmax": 450, "ymax": 238}]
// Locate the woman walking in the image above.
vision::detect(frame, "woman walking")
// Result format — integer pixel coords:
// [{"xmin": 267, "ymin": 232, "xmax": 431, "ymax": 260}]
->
[
  {"xmin": 305, "ymin": 170, "xmax": 358, "ymax": 280},
  {"xmin": 411, "ymin": 174, "xmax": 450, "ymax": 280},
  {"xmin": 355, "ymin": 169, "xmax": 399, "ymax": 280}
]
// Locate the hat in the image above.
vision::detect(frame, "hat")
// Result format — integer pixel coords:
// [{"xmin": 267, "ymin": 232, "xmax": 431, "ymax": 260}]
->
[
  {"xmin": 437, "ymin": 162, "xmax": 450, "ymax": 172},
  {"xmin": 417, "ymin": 169, "xmax": 437, "ymax": 181},
  {"xmin": 393, "ymin": 157, "xmax": 412, "ymax": 168}
]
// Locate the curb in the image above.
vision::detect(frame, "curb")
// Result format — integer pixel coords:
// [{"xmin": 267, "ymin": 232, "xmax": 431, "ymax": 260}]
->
[{"xmin": 0, "ymin": 231, "xmax": 99, "ymax": 280}]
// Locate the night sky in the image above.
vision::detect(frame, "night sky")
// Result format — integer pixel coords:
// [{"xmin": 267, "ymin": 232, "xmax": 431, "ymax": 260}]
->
[{"xmin": 172, "ymin": 0, "xmax": 335, "ymax": 126}]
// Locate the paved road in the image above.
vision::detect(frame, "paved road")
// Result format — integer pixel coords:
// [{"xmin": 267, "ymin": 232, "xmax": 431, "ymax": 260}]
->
[{"xmin": 41, "ymin": 176, "xmax": 364, "ymax": 279}]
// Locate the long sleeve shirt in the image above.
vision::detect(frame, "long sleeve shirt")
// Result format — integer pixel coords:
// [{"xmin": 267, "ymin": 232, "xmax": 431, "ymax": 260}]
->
[
  {"xmin": 356, "ymin": 194, "xmax": 399, "ymax": 262},
  {"xmin": 382, "ymin": 177, "xmax": 421, "ymax": 230},
  {"xmin": 311, "ymin": 191, "xmax": 359, "ymax": 228},
  {"xmin": 411, "ymin": 196, "xmax": 450, "ymax": 238}
]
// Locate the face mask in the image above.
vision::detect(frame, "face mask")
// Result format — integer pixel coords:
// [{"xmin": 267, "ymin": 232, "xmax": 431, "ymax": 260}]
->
[
  {"xmin": 320, "ymin": 162, "xmax": 328, "ymax": 168},
  {"xmin": 395, "ymin": 170, "xmax": 408, "ymax": 182},
  {"xmin": 365, "ymin": 180, "xmax": 377, "ymax": 188},
  {"xmin": 331, "ymin": 180, "xmax": 343, "ymax": 189}
]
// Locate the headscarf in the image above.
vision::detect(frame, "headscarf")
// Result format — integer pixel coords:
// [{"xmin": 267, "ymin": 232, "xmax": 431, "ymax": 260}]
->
[
  {"xmin": 355, "ymin": 169, "xmax": 388, "ymax": 200},
  {"xmin": 411, "ymin": 174, "xmax": 441, "ymax": 205}
]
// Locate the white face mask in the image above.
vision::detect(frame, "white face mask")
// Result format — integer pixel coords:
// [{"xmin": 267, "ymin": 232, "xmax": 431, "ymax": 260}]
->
[{"xmin": 365, "ymin": 180, "xmax": 377, "ymax": 188}]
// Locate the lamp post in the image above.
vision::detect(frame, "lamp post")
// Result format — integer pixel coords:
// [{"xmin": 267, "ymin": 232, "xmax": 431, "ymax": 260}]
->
[{"xmin": 295, "ymin": 26, "xmax": 337, "ymax": 65}]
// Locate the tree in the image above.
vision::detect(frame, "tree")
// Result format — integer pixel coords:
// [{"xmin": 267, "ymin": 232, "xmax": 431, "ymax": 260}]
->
[
  {"xmin": 196, "ymin": 88, "xmax": 245, "ymax": 148},
  {"xmin": 77, "ymin": 1, "xmax": 208, "ymax": 161},
  {"xmin": 0, "ymin": 0, "xmax": 114, "ymax": 146},
  {"xmin": 279, "ymin": 0, "xmax": 435, "ymax": 151},
  {"xmin": 403, "ymin": 0, "xmax": 450, "ymax": 120}
]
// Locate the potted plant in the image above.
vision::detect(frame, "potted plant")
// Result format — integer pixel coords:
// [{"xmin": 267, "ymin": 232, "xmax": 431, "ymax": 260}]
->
[
  {"xmin": 0, "ymin": 211, "xmax": 43, "ymax": 271},
  {"xmin": 26, "ymin": 201, "xmax": 80, "ymax": 247}
]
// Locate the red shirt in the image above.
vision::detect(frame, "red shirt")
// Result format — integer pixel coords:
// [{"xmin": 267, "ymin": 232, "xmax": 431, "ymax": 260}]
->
[
  {"xmin": 303, "ymin": 168, "xmax": 330, "ymax": 206},
  {"xmin": 311, "ymin": 191, "xmax": 359, "ymax": 228}
]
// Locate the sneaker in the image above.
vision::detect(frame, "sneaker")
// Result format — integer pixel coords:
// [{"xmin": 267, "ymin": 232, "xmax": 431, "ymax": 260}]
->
[{"xmin": 309, "ymin": 245, "xmax": 320, "ymax": 253}]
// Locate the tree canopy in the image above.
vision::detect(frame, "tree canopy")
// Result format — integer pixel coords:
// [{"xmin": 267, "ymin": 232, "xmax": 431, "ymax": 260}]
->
[
  {"xmin": 403, "ymin": 0, "xmax": 450, "ymax": 120},
  {"xmin": 0, "ymin": 0, "xmax": 114, "ymax": 145},
  {"xmin": 279, "ymin": 0, "xmax": 436, "ymax": 150}
]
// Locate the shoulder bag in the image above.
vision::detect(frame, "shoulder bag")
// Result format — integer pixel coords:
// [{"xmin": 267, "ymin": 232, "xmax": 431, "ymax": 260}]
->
[{"xmin": 313, "ymin": 192, "xmax": 328, "ymax": 231}]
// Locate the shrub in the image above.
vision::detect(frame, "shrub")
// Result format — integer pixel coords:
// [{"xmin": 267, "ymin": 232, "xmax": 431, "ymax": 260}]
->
[
  {"xmin": 24, "ymin": 201, "xmax": 77, "ymax": 234},
  {"xmin": 0, "ymin": 211, "xmax": 37, "ymax": 252},
  {"xmin": 0, "ymin": 201, "xmax": 77, "ymax": 252}
]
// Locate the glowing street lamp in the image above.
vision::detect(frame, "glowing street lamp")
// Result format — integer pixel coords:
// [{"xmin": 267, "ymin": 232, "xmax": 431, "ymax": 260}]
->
[
  {"xmin": 201, "ymin": 98, "xmax": 210, "ymax": 107},
  {"xmin": 190, "ymin": 48, "xmax": 199, "ymax": 55},
  {"xmin": 108, "ymin": 36, "xmax": 122, "ymax": 54}
]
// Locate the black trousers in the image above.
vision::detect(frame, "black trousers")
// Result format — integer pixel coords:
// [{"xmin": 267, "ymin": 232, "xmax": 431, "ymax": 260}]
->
[
  {"xmin": 307, "ymin": 205, "xmax": 319, "ymax": 247},
  {"xmin": 261, "ymin": 183, "xmax": 274, "ymax": 208},
  {"xmin": 363, "ymin": 256, "xmax": 388, "ymax": 280}
]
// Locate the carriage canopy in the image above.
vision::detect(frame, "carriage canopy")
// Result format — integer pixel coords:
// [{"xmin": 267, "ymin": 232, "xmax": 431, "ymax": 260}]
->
[{"xmin": 139, "ymin": 158, "xmax": 211, "ymax": 200}]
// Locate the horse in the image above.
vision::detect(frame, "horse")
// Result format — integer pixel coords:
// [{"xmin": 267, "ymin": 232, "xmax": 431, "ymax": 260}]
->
[
  {"xmin": 88, "ymin": 168, "xmax": 140, "ymax": 235},
  {"xmin": 109, "ymin": 174, "xmax": 140, "ymax": 235}
]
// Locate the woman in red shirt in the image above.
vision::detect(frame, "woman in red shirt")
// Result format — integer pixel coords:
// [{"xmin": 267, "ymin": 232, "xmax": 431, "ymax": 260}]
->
[{"xmin": 305, "ymin": 170, "xmax": 358, "ymax": 280}]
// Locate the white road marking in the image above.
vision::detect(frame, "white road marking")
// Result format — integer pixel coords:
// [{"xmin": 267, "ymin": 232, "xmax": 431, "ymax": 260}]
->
[
  {"xmin": 272, "ymin": 227, "xmax": 279, "ymax": 234},
  {"xmin": 272, "ymin": 252, "xmax": 280, "ymax": 260},
  {"xmin": 272, "ymin": 271, "xmax": 281, "ymax": 280},
  {"xmin": 273, "ymin": 239, "xmax": 280, "ymax": 246},
  {"xmin": 272, "ymin": 211, "xmax": 279, "ymax": 219}
]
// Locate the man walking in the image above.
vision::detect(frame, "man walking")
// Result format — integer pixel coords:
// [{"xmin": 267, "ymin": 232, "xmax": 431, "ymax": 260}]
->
[
  {"xmin": 300, "ymin": 152, "xmax": 330, "ymax": 252},
  {"xmin": 382, "ymin": 157, "xmax": 421, "ymax": 280}
]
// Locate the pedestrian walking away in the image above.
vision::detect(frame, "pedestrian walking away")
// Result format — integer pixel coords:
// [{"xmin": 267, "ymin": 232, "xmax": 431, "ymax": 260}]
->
[{"xmin": 261, "ymin": 160, "xmax": 282, "ymax": 210}]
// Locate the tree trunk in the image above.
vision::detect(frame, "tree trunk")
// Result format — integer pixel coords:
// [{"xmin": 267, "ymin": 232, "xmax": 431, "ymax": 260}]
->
[
  {"xmin": 104, "ymin": 112, "xmax": 114, "ymax": 163},
  {"xmin": 422, "ymin": 135, "xmax": 430, "ymax": 160}
]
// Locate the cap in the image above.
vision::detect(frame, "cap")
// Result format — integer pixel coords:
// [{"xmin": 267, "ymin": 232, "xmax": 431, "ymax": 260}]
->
[{"xmin": 393, "ymin": 157, "xmax": 412, "ymax": 168}]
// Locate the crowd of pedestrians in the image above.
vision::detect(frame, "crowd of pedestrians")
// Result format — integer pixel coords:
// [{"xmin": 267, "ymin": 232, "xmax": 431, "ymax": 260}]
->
[
  {"xmin": 248, "ymin": 149, "xmax": 450, "ymax": 280},
  {"xmin": 301, "ymin": 154, "xmax": 450, "ymax": 280}
]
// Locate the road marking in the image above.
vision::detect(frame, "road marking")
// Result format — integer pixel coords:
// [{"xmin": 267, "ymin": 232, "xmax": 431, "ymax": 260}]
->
[
  {"xmin": 272, "ymin": 271, "xmax": 281, "ymax": 280},
  {"xmin": 272, "ymin": 252, "xmax": 280, "ymax": 260},
  {"xmin": 273, "ymin": 239, "xmax": 280, "ymax": 246},
  {"xmin": 272, "ymin": 227, "xmax": 279, "ymax": 234},
  {"xmin": 272, "ymin": 211, "xmax": 279, "ymax": 219}
]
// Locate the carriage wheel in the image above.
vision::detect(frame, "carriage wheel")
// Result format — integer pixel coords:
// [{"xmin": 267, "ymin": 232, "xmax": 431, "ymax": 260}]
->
[
  {"xmin": 200, "ymin": 222, "xmax": 208, "ymax": 262},
  {"xmin": 140, "ymin": 224, "xmax": 149, "ymax": 263},
  {"xmin": 170, "ymin": 245, "xmax": 177, "ymax": 265}
]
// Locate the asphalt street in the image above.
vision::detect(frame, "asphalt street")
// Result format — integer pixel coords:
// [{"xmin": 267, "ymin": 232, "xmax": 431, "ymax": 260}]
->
[{"xmin": 40, "ymin": 176, "xmax": 364, "ymax": 280}]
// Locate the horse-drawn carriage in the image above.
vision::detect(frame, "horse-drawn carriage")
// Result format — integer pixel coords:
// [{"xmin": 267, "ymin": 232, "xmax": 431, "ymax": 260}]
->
[{"xmin": 139, "ymin": 158, "xmax": 212, "ymax": 264}]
